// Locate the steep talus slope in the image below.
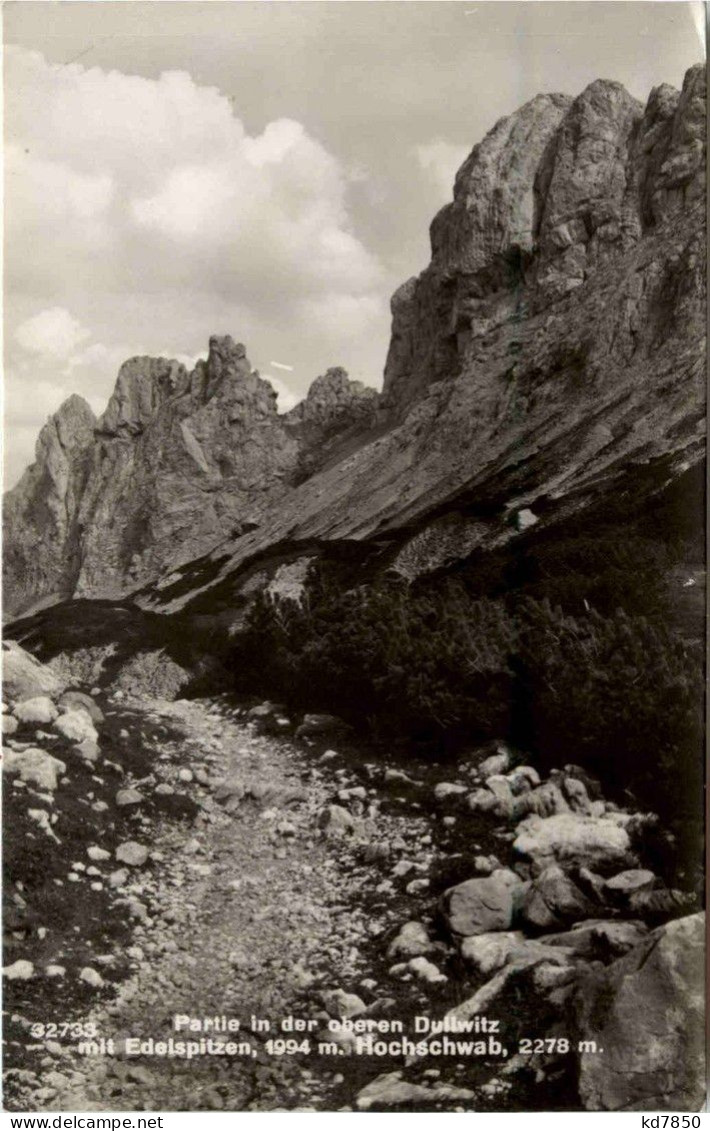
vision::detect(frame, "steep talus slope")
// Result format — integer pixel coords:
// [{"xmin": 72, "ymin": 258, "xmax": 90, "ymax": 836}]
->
[
  {"xmin": 3, "ymin": 337, "xmax": 377, "ymax": 615},
  {"xmin": 134, "ymin": 64, "xmax": 705, "ymax": 618}
]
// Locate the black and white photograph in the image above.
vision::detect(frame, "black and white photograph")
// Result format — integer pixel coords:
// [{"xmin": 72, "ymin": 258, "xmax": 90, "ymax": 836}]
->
[{"xmin": 1, "ymin": 0, "xmax": 706, "ymax": 1116}]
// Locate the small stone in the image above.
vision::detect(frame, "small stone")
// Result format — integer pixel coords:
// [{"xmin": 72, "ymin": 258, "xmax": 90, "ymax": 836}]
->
[
  {"xmin": 87, "ymin": 846, "xmax": 111, "ymax": 862},
  {"xmin": 79, "ymin": 967, "xmax": 104, "ymax": 988},
  {"xmin": 115, "ymin": 788, "xmax": 144, "ymax": 808},
  {"xmin": 317, "ymin": 805, "xmax": 355, "ymax": 835},
  {"xmin": 434, "ymin": 782, "xmax": 468, "ymax": 802},
  {"xmin": 387, "ymin": 921, "xmax": 435, "ymax": 960},
  {"xmin": 115, "ymin": 842, "xmax": 149, "ymax": 867},
  {"xmin": 322, "ymin": 989, "xmax": 367, "ymax": 1019},
  {"xmin": 3, "ymin": 960, "xmax": 34, "ymax": 980},
  {"xmin": 408, "ymin": 956, "xmax": 447, "ymax": 984},
  {"xmin": 178, "ymin": 768, "xmax": 194, "ymax": 783}
]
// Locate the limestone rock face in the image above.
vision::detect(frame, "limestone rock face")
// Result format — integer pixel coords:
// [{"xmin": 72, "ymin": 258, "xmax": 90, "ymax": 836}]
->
[
  {"xmin": 4, "ymin": 66, "xmax": 705, "ymax": 625},
  {"xmin": 384, "ymin": 92, "xmax": 573, "ymax": 412},
  {"xmin": 285, "ymin": 367, "xmax": 379, "ymax": 482},
  {"xmin": 383, "ymin": 67, "xmax": 705, "ymax": 416},
  {"xmin": 575, "ymin": 912, "xmax": 705, "ymax": 1111},
  {"xmin": 3, "ymin": 395, "xmax": 96, "ymax": 613},
  {"xmin": 123, "ymin": 63, "xmax": 703, "ymax": 620},
  {"xmin": 3, "ymin": 336, "xmax": 378, "ymax": 614}
]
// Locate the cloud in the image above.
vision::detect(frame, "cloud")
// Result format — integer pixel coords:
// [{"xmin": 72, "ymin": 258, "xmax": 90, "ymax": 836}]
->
[
  {"xmin": 14, "ymin": 307, "xmax": 90, "ymax": 358},
  {"xmin": 6, "ymin": 46, "xmax": 385, "ymax": 303},
  {"xmin": 414, "ymin": 139, "xmax": 470, "ymax": 201},
  {"xmin": 4, "ymin": 46, "xmax": 392, "ymax": 485}
]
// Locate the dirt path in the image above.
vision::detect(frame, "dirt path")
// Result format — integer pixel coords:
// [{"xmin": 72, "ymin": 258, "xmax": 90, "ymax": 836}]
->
[{"xmin": 18, "ymin": 695, "xmax": 442, "ymax": 1112}]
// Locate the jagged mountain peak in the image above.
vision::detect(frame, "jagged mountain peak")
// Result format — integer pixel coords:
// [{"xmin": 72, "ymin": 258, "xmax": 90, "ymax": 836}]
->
[{"xmin": 3, "ymin": 65, "xmax": 705, "ymax": 622}]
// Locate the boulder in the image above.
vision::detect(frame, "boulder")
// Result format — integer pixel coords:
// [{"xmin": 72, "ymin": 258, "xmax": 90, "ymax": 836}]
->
[
  {"xmin": 513, "ymin": 813, "xmax": 633, "ymax": 872},
  {"xmin": 441, "ymin": 869, "xmax": 524, "ymax": 937},
  {"xmin": 604, "ymin": 869, "xmax": 657, "ymax": 901},
  {"xmin": 53, "ymin": 710, "xmax": 99, "ymax": 745},
  {"xmin": 461, "ymin": 930, "xmax": 575, "ymax": 976},
  {"xmin": 3, "ymin": 747, "xmax": 66, "ymax": 791},
  {"xmin": 575, "ymin": 913, "xmax": 705, "ymax": 1111},
  {"xmin": 478, "ymin": 747, "xmax": 512, "ymax": 778},
  {"xmin": 387, "ymin": 921, "xmax": 436, "ymax": 960},
  {"xmin": 58, "ymin": 690, "xmax": 104, "ymax": 724},
  {"xmin": 538, "ymin": 919, "xmax": 649, "ymax": 960},
  {"xmin": 517, "ymin": 865, "xmax": 598, "ymax": 934},
  {"xmin": 13, "ymin": 696, "xmax": 58, "ymax": 725},
  {"xmin": 2, "ymin": 641, "xmax": 62, "ymax": 701},
  {"xmin": 511, "ymin": 781, "xmax": 569, "ymax": 823},
  {"xmin": 484, "ymin": 775, "xmax": 516, "ymax": 818}
]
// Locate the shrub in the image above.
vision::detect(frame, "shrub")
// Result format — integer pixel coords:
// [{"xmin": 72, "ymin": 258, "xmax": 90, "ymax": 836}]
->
[{"xmin": 238, "ymin": 563, "xmax": 703, "ymax": 883}]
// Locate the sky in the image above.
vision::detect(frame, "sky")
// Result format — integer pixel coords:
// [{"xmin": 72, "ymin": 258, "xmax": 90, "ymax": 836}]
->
[{"xmin": 3, "ymin": 0, "xmax": 705, "ymax": 487}]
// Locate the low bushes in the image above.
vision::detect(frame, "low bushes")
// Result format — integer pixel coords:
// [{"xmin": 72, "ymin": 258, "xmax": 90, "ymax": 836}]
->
[{"xmin": 236, "ymin": 562, "xmax": 703, "ymax": 883}]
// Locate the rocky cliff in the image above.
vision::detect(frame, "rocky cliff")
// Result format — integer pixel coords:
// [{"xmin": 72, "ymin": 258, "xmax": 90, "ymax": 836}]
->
[
  {"xmin": 4, "ymin": 65, "xmax": 705, "ymax": 624},
  {"xmin": 3, "ymin": 338, "xmax": 378, "ymax": 615},
  {"xmin": 135, "ymin": 64, "xmax": 706, "ymax": 620}
]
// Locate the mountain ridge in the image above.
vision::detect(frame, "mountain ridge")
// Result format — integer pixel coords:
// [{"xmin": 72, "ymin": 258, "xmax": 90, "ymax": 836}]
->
[{"xmin": 4, "ymin": 64, "xmax": 706, "ymax": 626}]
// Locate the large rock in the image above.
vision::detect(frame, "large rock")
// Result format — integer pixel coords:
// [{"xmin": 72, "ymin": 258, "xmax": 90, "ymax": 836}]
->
[
  {"xmin": 517, "ymin": 865, "xmax": 598, "ymax": 933},
  {"xmin": 3, "ymin": 747, "xmax": 66, "ymax": 792},
  {"xmin": 13, "ymin": 696, "xmax": 58, "ymax": 725},
  {"xmin": 575, "ymin": 913, "xmax": 705, "ymax": 1111},
  {"xmin": 538, "ymin": 919, "xmax": 649, "ymax": 961},
  {"xmin": 54, "ymin": 710, "xmax": 99, "ymax": 745},
  {"xmin": 441, "ymin": 869, "xmax": 524, "ymax": 937},
  {"xmin": 513, "ymin": 813, "xmax": 634, "ymax": 872},
  {"xmin": 58, "ymin": 690, "xmax": 104, "ymax": 724},
  {"xmin": 2, "ymin": 641, "xmax": 62, "ymax": 702},
  {"xmin": 460, "ymin": 930, "xmax": 574, "ymax": 976}
]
